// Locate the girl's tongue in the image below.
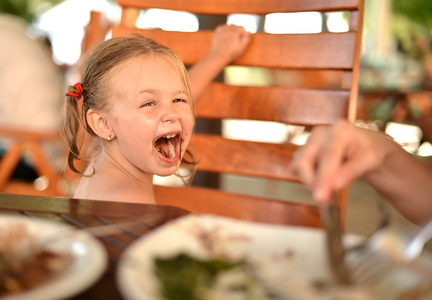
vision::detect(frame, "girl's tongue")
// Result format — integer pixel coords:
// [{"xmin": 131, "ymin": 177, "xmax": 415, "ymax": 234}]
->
[{"xmin": 154, "ymin": 135, "xmax": 178, "ymax": 159}]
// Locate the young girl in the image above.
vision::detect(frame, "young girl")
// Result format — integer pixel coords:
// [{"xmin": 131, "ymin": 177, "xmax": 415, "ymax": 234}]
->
[{"xmin": 64, "ymin": 25, "xmax": 250, "ymax": 203}]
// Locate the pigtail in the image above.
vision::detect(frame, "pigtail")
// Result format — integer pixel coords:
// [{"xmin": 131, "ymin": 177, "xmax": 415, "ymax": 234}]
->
[{"xmin": 63, "ymin": 84, "xmax": 85, "ymax": 175}]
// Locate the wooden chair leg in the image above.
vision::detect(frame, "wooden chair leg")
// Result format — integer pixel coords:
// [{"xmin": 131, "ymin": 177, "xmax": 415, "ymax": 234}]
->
[
  {"xmin": 0, "ymin": 142, "xmax": 23, "ymax": 191},
  {"xmin": 28, "ymin": 141, "xmax": 62, "ymax": 196}
]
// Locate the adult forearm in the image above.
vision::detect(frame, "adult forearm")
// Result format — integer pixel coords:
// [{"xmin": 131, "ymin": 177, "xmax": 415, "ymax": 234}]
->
[{"xmin": 364, "ymin": 147, "xmax": 432, "ymax": 225}]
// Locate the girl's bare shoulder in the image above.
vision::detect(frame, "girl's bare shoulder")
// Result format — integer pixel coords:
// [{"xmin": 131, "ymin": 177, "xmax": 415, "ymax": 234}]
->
[{"xmin": 73, "ymin": 174, "xmax": 155, "ymax": 204}]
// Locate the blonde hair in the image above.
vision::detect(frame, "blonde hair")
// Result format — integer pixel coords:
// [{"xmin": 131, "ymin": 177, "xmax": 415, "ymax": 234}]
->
[{"xmin": 64, "ymin": 34, "xmax": 195, "ymax": 176}]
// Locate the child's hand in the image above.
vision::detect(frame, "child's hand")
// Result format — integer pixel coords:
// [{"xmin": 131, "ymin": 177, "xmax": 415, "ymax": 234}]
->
[
  {"xmin": 187, "ymin": 24, "xmax": 251, "ymax": 100},
  {"xmin": 209, "ymin": 24, "xmax": 251, "ymax": 64}
]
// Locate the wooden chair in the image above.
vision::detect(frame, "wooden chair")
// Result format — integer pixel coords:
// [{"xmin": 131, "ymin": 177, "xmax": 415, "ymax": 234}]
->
[
  {"xmin": 74, "ymin": 11, "xmax": 113, "ymax": 77},
  {"xmin": 113, "ymin": 0, "xmax": 365, "ymax": 227},
  {"xmin": 0, "ymin": 127, "xmax": 66, "ymax": 196}
]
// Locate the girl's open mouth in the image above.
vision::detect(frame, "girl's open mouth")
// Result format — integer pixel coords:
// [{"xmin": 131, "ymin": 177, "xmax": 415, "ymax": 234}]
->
[{"xmin": 154, "ymin": 134, "xmax": 181, "ymax": 160}]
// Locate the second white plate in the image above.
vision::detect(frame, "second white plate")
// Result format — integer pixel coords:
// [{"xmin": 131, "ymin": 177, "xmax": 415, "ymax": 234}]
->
[{"xmin": 0, "ymin": 214, "xmax": 108, "ymax": 300}]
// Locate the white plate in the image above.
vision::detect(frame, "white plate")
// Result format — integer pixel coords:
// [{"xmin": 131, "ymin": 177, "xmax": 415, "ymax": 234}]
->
[
  {"xmin": 117, "ymin": 214, "xmax": 432, "ymax": 300},
  {"xmin": 0, "ymin": 214, "xmax": 108, "ymax": 300}
]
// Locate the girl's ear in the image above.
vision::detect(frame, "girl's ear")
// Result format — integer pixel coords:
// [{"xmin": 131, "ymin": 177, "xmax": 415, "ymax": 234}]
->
[{"xmin": 86, "ymin": 109, "xmax": 115, "ymax": 140}]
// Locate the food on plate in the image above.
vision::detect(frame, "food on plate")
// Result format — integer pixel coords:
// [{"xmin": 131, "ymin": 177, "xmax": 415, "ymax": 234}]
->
[
  {"xmin": 150, "ymin": 220, "xmax": 364, "ymax": 300},
  {"xmin": 155, "ymin": 253, "xmax": 280, "ymax": 300},
  {"xmin": 0, "ymin": 222, "xmax": 72, "ymax": 296}
]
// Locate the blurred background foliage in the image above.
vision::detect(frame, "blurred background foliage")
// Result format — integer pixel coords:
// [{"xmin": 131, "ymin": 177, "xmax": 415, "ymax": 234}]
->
[
  {"xmin": 392, "ymin": 0, "xmax": 432, "ymax": 62},
  {"xmin": 393, "ymin": 0, "xmax": 432, "ymax": 31},
  {"xmin": 0, "ymin": 0, "xmax": 64, "ymax": 23}
]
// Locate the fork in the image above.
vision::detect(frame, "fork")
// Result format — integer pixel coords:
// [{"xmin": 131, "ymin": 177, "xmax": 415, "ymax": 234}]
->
[
  {"xmin": 320, "ymin": 196, "xmax": 351, "ymax": 285},
  {"xmin": 347, "ymin": 200, "xmax": 432, "ymax": 286}
]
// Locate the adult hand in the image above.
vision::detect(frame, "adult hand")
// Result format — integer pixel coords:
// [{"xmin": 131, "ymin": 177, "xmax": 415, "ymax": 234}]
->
[{"xmin": 289, "ymin": 119, "xmax": 393, "ymax": 204}]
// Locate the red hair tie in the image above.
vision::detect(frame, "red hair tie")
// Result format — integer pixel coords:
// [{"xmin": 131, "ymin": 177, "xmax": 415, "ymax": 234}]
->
[{"xmin": 65, "ymin": 82, "xmax": 83, "ymax": 100}]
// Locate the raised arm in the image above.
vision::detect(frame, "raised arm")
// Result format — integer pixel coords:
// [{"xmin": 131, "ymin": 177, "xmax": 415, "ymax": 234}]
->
[
  {"xmin": 289, "ymin": 119, "xmax": 432, "ymax": 225},
  {"xmin": 187, "ymin": 24, "xmax": 251, "ymax": 101}
]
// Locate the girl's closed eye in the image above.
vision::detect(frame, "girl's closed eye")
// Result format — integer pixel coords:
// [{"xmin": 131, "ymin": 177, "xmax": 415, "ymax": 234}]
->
[
  {"xmin": 140, "ymin": 101, "xmax": 156, "ymax": 107},
  {"xmin": 173, "ymin": 98, "xmax": 188, "ymax": 103}
]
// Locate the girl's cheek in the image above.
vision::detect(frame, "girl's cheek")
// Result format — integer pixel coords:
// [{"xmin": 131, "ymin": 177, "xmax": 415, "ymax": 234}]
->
[{"xmin": 187, "ymin": 112, "xmax": 195, "ymax": 132}]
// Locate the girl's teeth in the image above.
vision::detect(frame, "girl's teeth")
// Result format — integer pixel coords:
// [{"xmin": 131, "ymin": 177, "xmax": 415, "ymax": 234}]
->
[{"xmin": 168, "ymin": 143, "xmax": 175, "ymax": 158}]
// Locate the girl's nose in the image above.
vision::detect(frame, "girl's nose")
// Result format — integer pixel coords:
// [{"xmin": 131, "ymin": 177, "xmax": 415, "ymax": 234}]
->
[{"xmin": 161, "ymin": 104, "xmax": 180, "ymax": 123}]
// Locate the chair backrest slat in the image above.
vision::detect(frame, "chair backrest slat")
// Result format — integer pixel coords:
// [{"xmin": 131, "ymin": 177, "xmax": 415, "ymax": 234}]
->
[
  {"xmin": 118, "ymin": 0, "xmax": 360, "ymax": 14},
  {"xmin": 112, "ymin": 28, "xmax": 357, "ymax": 69},
  {"xmin": 196, "ymin": 83, "xmax": 350, "ymax": 125},
  {"xmin": 188, "ymin": 134, "xmax": 298, "ymax": 180}
]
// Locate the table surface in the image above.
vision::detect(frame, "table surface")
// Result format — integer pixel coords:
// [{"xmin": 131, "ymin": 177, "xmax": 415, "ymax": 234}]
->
[
  {"xmin": 0, "ymin": 193, "xmax": 190, "ymax": 300},
  {"xmin": 2, "ymin": 193, "xmax": 432, "ymax": 299}
]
